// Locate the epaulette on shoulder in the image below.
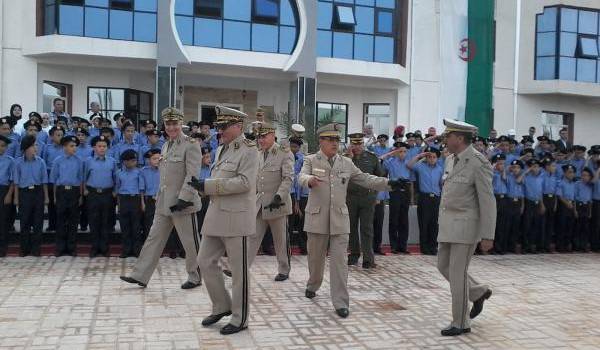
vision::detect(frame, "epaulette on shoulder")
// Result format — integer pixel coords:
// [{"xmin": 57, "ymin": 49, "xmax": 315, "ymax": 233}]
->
[
  {"xmin": 364, "ymin": 150, "xmax": 376, "ymax": 156},
  {"xmin": 243, "ymin": 139, "xmax": 256, "ymax": 147},
  {"xmin": 472, "ymin": 151, "xmax": 489, "ymax": 165},
  {"xmin": 279, "ymin": 144, "xmax": 289, "ymax": 152}
]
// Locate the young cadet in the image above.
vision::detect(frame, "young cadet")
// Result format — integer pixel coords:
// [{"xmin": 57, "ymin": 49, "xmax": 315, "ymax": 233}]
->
[
  {"xmin": 0, "ymin": 117, "xmax": 19, "ymax": 158},
  {"xmin": 380, "ymin": 141, "xmax": 412, "ymax": 254},
  {"xmin": 407, "ymin": 146, "xmax": 444, "ymax": 255},
  {"xmin": 25, "ymin": 112, "xmax": 49, "ymax": 145},
  {"xmin": 140, "ymin": 129, "xmax": 164, "ymax": 165},
  {"xmin": 571, "ymin": 145, "xmax": 587, "ymax": 178},
  {"xmin": 18, "ymin": 120, "xmax": 45, "ymax": 158},
  {"xmin": 556, "ymin": 164, "xmax": 577, "ymax": 252},
  {"xmin": 520, "ymin": 158, "xmax": 545, "ymax": 254},
  {"xmin": 137, "ymin": 120, "xmax": 158, "ymax": 146},
  {"xmin": 541, "ymin": 157, "xmax": 559, "ymax": 253},
  {"xmin": 196, "ymin": 146, "xmax": 212, "ymax": 230},
  {"xmin": 112, "ymin": 121, "xmax": 142, "ymax": 167},
  {"xmin": 505, "ymin": 159, "xmax": 525, "ymax": 253},
  {"xmin": 592, "ymin": 166, "xmax": 600, "ymax": 252},
  {"xmin": 100, "ymin": 127, "xmax": 115, "ymax": 148},
  {"xmin": 85, "ymin": 135, "xmax": 117, "ymax": 257},
  {"xmin": 140, "ymin": 149, "xmax": 160, "ymax": 252},
  {"xmin": 288, "ymin": 137, "xmax": 309, "ymax": 254},
  {"xmin": 88, "ymin": 114, "xmax": 102, "ymax": 140},
  {"xmin": 491, "ymin": 154, "xmax": 509, "ymax": 254},
  {"xmin": 50, "ymin": 135, "xmax": 84, "ymax": 257},
  {"xmin": 116, "ymin": 149, "xmax": 144, "ymax": 258},
  {"xmin": 0, "ymin": 135, "xmax": 15, "ymax": 256},
  {"xmin": 13, "ymin": 135, "xmax": 48, "ymax": 256},
  {"xmin": 573, "ymin": 168, "xmax": 594, "ymax": 252},
  {"xmin": 43, "ymin": 126, "xmax": 65, "ymax": 232},
  {"xmin": 75, "ymin": 127, "xmax": 92, "ymax": 160}
]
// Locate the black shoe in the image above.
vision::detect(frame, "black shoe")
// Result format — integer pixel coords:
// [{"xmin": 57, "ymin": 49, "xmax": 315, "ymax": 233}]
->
[
  {"xmin": 89, "ymin": 251, "xmax": 98, "ymax": 258},
  {"xmin": 347, "ymin": 256, "xmax": 359, "ymax": 266},
  {"xmin": 362, "ymin": 261, "xmax": 377, "ymax": 269},
  {"xmin": 119, "ymin": 253, "xmax": 128, "ymax": 258},
  {"xmin": 181, "ymin": 281, "xmax": 201, "ymax": 289},
  {"xmin": 169, "ymin": 251, "xmax": 177, "ymax": 259},
  {"xmin": 305, "ymin": 289, "xmax": 316, "ymax": 299},
  {"xmin": 274, "ymin": 273, "xmax": 288, "ymax": 282},
  {"xmin": 470, "ymin": 289, "xmax": 492, "ymax": 319},
  {"xmin": 69, "ymin": 251, "xmax": 77, "ymax": 257},
  {"xmin": 119, "ymin": 276, "xmax": 147, "ymax": 288},
  {"xmin": 335, "ymin": 308, "xmax": 349, "ymax": 318},
  {"xmin": 441, "ymin": 326, "xmax": 471, "ymax": 336},
  {"xmin": 223, "ymin": 269, "xmax": 232, "ymax": 277},
  {"xmin": 220, "ymin": 323, "xmax": 247, "ymax": 335},
  {"xmin": 201, "ymin": 311, "xmax": 232, "ymax": 326}
]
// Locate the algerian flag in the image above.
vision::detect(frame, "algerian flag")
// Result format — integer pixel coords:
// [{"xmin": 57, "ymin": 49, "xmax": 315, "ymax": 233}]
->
[{"xmin": 439, "ymin": 0, "xmax": 494, "ymax": 136}]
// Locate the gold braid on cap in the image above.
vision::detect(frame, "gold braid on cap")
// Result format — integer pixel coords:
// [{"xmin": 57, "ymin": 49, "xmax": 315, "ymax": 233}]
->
[{"xmin": 161, "ymin": 107, "xmax": 184, "ymax": 121}]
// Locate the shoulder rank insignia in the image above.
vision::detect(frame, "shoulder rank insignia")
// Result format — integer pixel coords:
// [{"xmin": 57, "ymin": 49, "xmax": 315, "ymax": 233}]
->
[
  {"xmin": 189, "ymin": 137, "xmax": 197, "ymax": 143},
  {"xmin": 234, "ymin": 142, "xmax": 240, "ymax": 150},
  {"xmin": 271, "ymin": 148, "xmax": 277, "ymax": 155},
  {"xmin": 243, "ymin": 139, "xmax": 256, "ymax": 147},
  {"xmin": 279, "ymin": 144, "xmax": 289, "ymax": 152}
]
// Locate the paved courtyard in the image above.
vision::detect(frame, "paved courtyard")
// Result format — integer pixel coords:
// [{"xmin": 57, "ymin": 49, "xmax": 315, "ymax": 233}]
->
[{"xmin": 1, "ymin": 253, "xmax": 599, "ymax": 350}]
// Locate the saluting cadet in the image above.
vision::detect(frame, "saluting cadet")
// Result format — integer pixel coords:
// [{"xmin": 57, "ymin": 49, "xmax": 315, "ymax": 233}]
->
[
  {"xmin": 491, "ymin": 154, "xmax": 509, "ymax": 254},
  {"xmin": 298, "ymin": 123, "xmax": 398, "ymax": 319},
  {"xmin": 140, "ymin": 149, "xmax": 161, "ymax": 251},
  {"xmin": 573, "ymin": 168, "xmax": 594, "ymax": 252},
  {"xmin": 43, "ymin": 126, "xmax": 65, "ymax": 233},
  {"xmin": 0, "ymin": 135, "xmax": 14, "ymax": 257},
  {"xmin": 592, "ymin": 165, "xmax": 600, "ymax": 252},
  {"xmin": 520, "ymin": 158, "xmax": 545, "ymax": 254},
  {"xmin": 556, "ymin": 164, "xmax": 577, "ymax": 252},
  {"xmin": 408, "ymin": 146, "xmax": 444, "ymax": 255},
  {"xmin": 112, "ymin": 121, "xmax": 142, "ymax": 167},
  {"xmin": 51, "ymin": 135, "xmax": 84, "ymax": 257},
  {"xmin": 370, "ymin": 134, "xmax": 391, "ymax": 156},
  {"xmin": 140, "ymin": 129, "xmax": 164, "ymax": 165},
  {"xmin": 379, "ymin": 141, "xmax": 412, "ymax": 254},
  {"xmin": 85, "ymin": 135, "xmax": 117, "ymax": 257},
  {"xmin": 13, "ymin": 135, "xmax": 48, "ymax": 256},
  {"xmin": 116, "ymin": 149, "xmax": 144, "ymax": 258},
  {"xmin": 288, "ymin": 137, "xmax": 309, "ymax": 254},
  {"xmin": 506, "ymin": 159, "xmax": 524, "ymax": 253}
]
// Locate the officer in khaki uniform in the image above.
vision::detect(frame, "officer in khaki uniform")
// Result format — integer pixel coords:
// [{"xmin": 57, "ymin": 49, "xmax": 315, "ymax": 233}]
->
[
  {"xmin": 188, "ymin": 106, "xmax": 259, "ymax": 335},
  {"xmin": 437, "ymin": 119, "xmax": 495, "ymax": 336},
  {"xmin": 248, "ymin": 122, "xmax": 295, "ymax": 281},
  {"xmin": 299, "ymin": 123, "xmax": 403, "ymax": 318},
  {"xmin": 120, "ymin": 107, "xmax": 203, "ymax": 289}
]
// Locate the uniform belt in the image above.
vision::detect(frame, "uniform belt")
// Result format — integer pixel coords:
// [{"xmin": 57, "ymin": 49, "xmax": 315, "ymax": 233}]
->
[
  {"xmin": 119, "ymin": 194, "xmax": 140, "ymax": 198},
  {"xmin": 509, "ymin": 197, "xmax": 521, "ymax": 202},
  {"xmin": 576, "ymin": 201, "xmax": 590, "ymax": 206},
  {"xmin": 544, "ymin": 194, "xmax": 554, "ymax": 198},
  {"xmin": 144, "ymin": 195, "xmax": 156, "ymax": 200},
  {"xmin": 56, "ymin": 185, "xmax": 78, "ymax": 191},
  {"xmin": 20, "ymin": 185, "xmax": 42, "ymax": 191},
  {"xmin": 495, "ymin": 194, "xmax": 506, "ymax": 199},
  {"xmin": 526, "ymin": 199, "xmax": 540, "ymax": 205},
  {"xmin": 87, "ymin": 186, "xmax": 113, "ymax": 194},
  {"xmin": 421, "ymin": 192, "xmax": 439, "ymax": 198}
]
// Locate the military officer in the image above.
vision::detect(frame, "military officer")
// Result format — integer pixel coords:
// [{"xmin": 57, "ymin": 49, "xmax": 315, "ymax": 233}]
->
[
  {"xmin": 120, "ymin": 107, "xmax": 203, "ymax": 290},
  {"xmin": 345, "ymin": 132, "xmax": 385, "ymax": 268},
  {"xmin": 437, "ymin": 118, "xmax": 496, "ymax": 336},
  {"xmin": 299, "ymin": 123, "xmax": 403, "ymax": 318},
  {"xmin": 188, "ymin": 106, "xmax": 259, "ymax": 335},
  {"xmin": 248, "ymin": 122, "xmax": 295, "ymax": 281}
]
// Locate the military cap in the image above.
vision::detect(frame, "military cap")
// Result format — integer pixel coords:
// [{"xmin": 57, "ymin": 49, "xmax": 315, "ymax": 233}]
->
[
  {"xmin": 201, "ymin": 146, "xmax": 212, "ymax": 155},
  {"xmin": 23, "ymin": 120, "xmax": 42, "ymax": 132},
  {"xmin": 562, "ymin": 164, "xmax": 576, "ymax": 172},
  {"xmin": 256, "ymin": 107, "xmax": 265, "ymax": 115},
  {"xmin": 526, "ymin": 158, "xmax": 540, "ymax": 167},
  {"xmin": 537, "ymin": 135, "xmax": 550, "ymax": 142},
  {"xmin": 71, "ymin": 116, "xmax": 85, "ymax": 124},
  {"xmin": 100, "ymin": 127, "xmax": 115, "ymax": 136},
  {"xmin": 142, "ymin": 119, "xmax": 157, "ymax": 128},
  {"xmin": 214, "ymin": 105, "xmax": 247, "ymax": 128},
  {"xmin": 405, "ymin": 132, "xmax": 415, "ymax": 139},
  {"xmin": 491, "ymin": 153, "xmax": 506, "ymax": 163},
  {"xmin": 424, "ymin": 146, "xmax": 441, "ymax": 157},
  {"xmin": 289, "ymin": 136, "xmax": 303, "ymax": 146},
  {"xmin": 78, "ymin": 119, "xmax": 90, "ymax": 127},
  {"xmin": 557, "ymin": 148, "xmax": 569, "ymax": 155},
  {"xmin": 473, "ymin": 135, "xmax": 488, "ymax": 145},
  {"xmin": 113, "ymin": 112, "xmax": 125, "ymax": 122},
  {"xmin": 56, "ymin": 116, "xmax": 69, "ymax": 125},
  {"xmin": 291, "ymin": 123, "xmax": 305, "ymax": 134},
  {"xmin": 393, "ymin": 141, "xmax": 409, "ymax": 149},
  {"xmin": 28, "ymin": 112, "xmax": 42, "ymax": 122},
  {"xmin": 190, "ymin": 132, "xmax": 206, "ymax": 141},
  {"xmin": 316, "ymin": 123, "xmax": 342, "ymax": 139},
  {"xmin": 573, "ymin": 145, "xmax": 587, "ymax": 152},
  {"xmin": 487, "ymin": 137, "xmax": 497, "ymax": 143},
  {"xmin": 589, "ymin": 148, "xmax": 600, "ymax": 156},
  {"xmin": 244, "ymin": 132, "xmax": 256, "ymax": 141},
  {"xmin": 75, "ymin": 127, "xmax": 89, "ymax": 136},
  {"xmin": 91, "ymin": 135, "xmax": 110, "ymax": 147},
  {"xmin": 520, "ymin": 135, "xmax": 534, "ymax": 144},
  {"xmin": 146, "ymin": 129, "xmax": 161, "ymax": 137},
  {"xmin": 540, "ymin": 152, "xmax": 554, "ymax": 161},
  {"xmin": 510, "ymin": 139, "xmax": 519, "ymax": 145},
  {"xmin": 61, "ymin": 135, "xmax": 80, "ymax": 146},
  {"xmin": 144, "ymin": 148, "xmax": 161, "ymax": 158},
  {"xmin": 510, "ymin": 159, "xmax": 524, "ymax": 168},
  {"xmin": 582, "ymin": 167, "xmax": 594, "ymax": 176},
  {"xmin": 591, "ymin": 145, "xmax": 600, "ymax": 151},
  {"xmin": 49, "ymin": 126, "xmax": 65, "ymax": 136},
  {"xmin": 0, "ymin": 135, "xmax": 11, "ymax": 145},
  {"xmin": 442, "ymin": 118, "xmax": 478, "ymax": 135},
  {"xmin": 497, "ymin": 135, "xmax": 510, "ymax": 143},
  {"xmin": 89, "ymin": 112, "xmax": 103, "ymax": 121},
  {"xmin": 120, "ymin": 149, "xmax": 138, "ymax": 161},
  {"xmin": 348, "ymin": 132, "xmax": 365, "ymax": 145},
  {"xmin": 520, "ymin": 148, "xmax": 534, "ymax": 156},
  {"xmin": 540, "ymin": 157, "xmax": 554, "ymax": 167},
  {"xmin": 20, "ymin": 135, "xmax": 36, "ymax": 151},
  {"xmin": 414, "ymin": 133, "xmax": 424, "ymax": 141},
  {"xmin": 198, "ymin": 120, "xmax": 212, "ymax": 127},
  {"xmin": 257, "ymin": 122, "xmax": 276, "ymax": 136},
  {"xmin": 0, "ymin": 117, "xmax": 13, "ymax": 127},
  {"xmin": 160, "ymin": 107, "xmax": 184, "ymax": 122},
  {"xmin": 377, "ymin": 134, "xmax": 389, "ymax": 140},
  {"xmin": 121, "ymin": 120, "xmax": 135, "ymax": 132}
]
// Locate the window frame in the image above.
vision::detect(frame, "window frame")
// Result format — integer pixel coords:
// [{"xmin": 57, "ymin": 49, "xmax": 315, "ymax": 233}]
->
[
  {"xmin": 110, "ymin": 0, "xmax": 133, "ymax": 11},
  {"xmin": 332, "ymin": 5, "xmax": 356, "ymax": 32},
  {"xmin": 576, "ymin": 34, "xmax": 599, "ymax": 59},
  {"xmin": 252, "ymin": 0, "xmax": 280, "ymax": 25},
  {"xmin": 316, "ymin": 101, "xmax": 349, "ymax": 139},
  {"xmin": 43, "ymin": 80, "xmax": 73, "ymax": 116},
  {"xmin": 87, "ymin": 86, "xmax": 153, "ymax": 128},
  {"xmin": 195, "ymin": 0, "xmax": 223, "ymax": 19},
  {"xmin": 375, "ymin": 8, "xmax": 394, "ymax": 36}
]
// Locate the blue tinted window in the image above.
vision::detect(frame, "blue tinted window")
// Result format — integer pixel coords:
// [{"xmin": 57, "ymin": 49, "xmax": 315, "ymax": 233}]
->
[
  {"xmin": 111, "ymin": 0, "xmax": 132, "ymax": 10},
  {"xmin": 536, "ymin": 57, "xmax": 556, "ymax": 79},
  {"xmin": 374, "ymin": 36, "xmax": 394, "ymax": 63},
  {"xmin": 332, "ymin": 32, "xmax": 353, "ymax": 59},
  {"xmin": 377, "ymin": 10, "xmax": 393, "ymax": 34},
  {"xmin": 86, "ymin": 0, "xmax": 108, "ymax": 7},
  {"xmin": 560, "ymin": 8, "xmax": 578, "ymax": 32},
  {"xmin": 317, "ymin": 30, "xmax": 332, "ymax": 57},
  {"xmin": 579, "ymin": 36, "xmax": 599, "ymax": 57},
  {"xmin": 559, "ymin": 57, "xmax": 576, "ymax": 80},
  {"xmin": 597, "ymin": 59, "xmax": 600, "ymax": 82},
  {"xmin": 85, "ymin": 7, "xmax": 108, "ymax": 38},
  {"xmin": 194, "ymin": 18, "xmax": 222, "ymax": 47},
  {"xmin": 252, "ymin": 23, "xmax": 278, "ymax": 52},
  {"xmin": 578, "ymin": 11, "xmax": 598, "ymax": 35},
  {"xmin": 175, "ymin": 0, "xmax": 194, "ymax": 15},
  {"xmin": 335, "ymin": 0, "xmax": 353, "ymax": 3},
  {"xmin": 134, "ymin": 12, "xmax": 156, "ymax": 42},
  {"xmin": 577, "ymin": 58, "xmax": 596, "ymax": 82},
  {"xmin": 59, "ymin": 5, "xmax": 84, "ymax": 36},
  {"xmin": 376, "ymin": 0, "xmax": 395, "ymax": 9},
  {"xmin": 354, "ymin": 34, "xmax": 374, "ymax": 61},
  {"xmin": 176, "ymin": 15, "xmax": 193, "ymax": 45},
  {"xmin": 560, "ymin": 32, "xmax": 577, "ymax": 56},
  {"xmin": 318, "ymin": 1, "xmax": 333, "ymax": 29},
  {"xmin": 224, "ymin": 0, "xmax": 251, "ymax": 21},
  {"xmin": 109, "ymin": 9, "xmax": 133, "ymax": 40},
  {"xmin": 355, "ymin": 6, "xmax": 374, "ymax": 34},
  {"xmin": 536, "ymin": 32, "xmax": 555, "ymax": 56},
  {"xmin": 280, "ymin": 0, "xmax": 295, "ymax": 26},
  {"xmin": 135, "ymin": 0, "xmax": 157, "ymax": 12},
  {"xmin": 537, "ymin": 7, "xmax": 557, "ymax": 32},
  {"xmin": 254, "ymin": 0, "xmax": 278, "ymax": 19},
  {"xmin": 336, "ymin": 6, "xmax": 355, "ymax": 25},
  {"xmin": 223, "ymin": 20, "xmax": 250, "ymax": 49},
  {"xmin": 356, "ymin": 0, "xmax": 375, "ymax": 5},
  {"xmin": 196, "ymin": 0, "xmax": 222, "ymax": 17},
  {"xmin": 279, "ymin": 26, "xmax": 296, "ymax": 53}
]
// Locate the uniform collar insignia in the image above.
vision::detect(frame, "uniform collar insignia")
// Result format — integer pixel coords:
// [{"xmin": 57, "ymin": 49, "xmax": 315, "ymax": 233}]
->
[{"xmin": 234, "ymin": 142, "xmax": 240, "ymax": 150}]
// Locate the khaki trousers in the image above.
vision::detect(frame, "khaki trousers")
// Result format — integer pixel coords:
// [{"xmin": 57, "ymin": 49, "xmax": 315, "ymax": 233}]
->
[{"xmin": 248, "ymin": 214, "xmax": 291, "ymax": 275}]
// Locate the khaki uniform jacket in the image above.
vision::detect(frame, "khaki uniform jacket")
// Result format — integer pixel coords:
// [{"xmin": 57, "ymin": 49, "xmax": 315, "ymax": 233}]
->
[
  {"xmin": 256, "ymin": 143, "xmax": 294, "ymax": 220},
  {"xmin": 438, "ymin": 145, "xmax": 496, "ymax": 244},
  {"xmin": 201, "ymin": 134, "xmax": 259, "ymax": 237},
  {"xmin": 299, "ymin": 151, "xmax": 390, "ymax": 235},
  {"xmin": 155, "ymin": 132, "xmax": 202, "ymax": 216}
]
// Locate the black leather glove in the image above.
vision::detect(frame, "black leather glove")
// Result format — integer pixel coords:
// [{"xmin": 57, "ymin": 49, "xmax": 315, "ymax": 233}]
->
[
  {"xmin": 265, "ymin": 194, "xmax": 285, "ymax": 212},
  {"xmin": 170, "ymin": 199, "xmax": 194, "ymax": 213},
  {"xmin": 388, "ymin": 179, "xmax": 406, "ymax": 191},
  {"xmin": 187, "ymin": 176, "xmax": 205, "ymax": 192}
]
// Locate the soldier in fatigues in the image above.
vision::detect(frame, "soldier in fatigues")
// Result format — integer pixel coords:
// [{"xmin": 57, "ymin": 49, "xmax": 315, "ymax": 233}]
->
[
  {"xmin": 120, "ymin": 107, "xmax": 202, "ymax": 289},
  {"xmin": 248, "ymin": 122, "xmax": 295, "ymax": 281},
  {"xmin": 299, "ymin": 124, "xmax": 403, "ymax": 318},
  {"xmin": 189, "ymin": 106, "xmax": 259, "ymax": 335},
  {"xmin": 437, "ymin": 119, "xmax": 496, "ymax": 336},
  {"xmin": 345, "ymin": 132, "xmax": 385, "ymax": 268}
]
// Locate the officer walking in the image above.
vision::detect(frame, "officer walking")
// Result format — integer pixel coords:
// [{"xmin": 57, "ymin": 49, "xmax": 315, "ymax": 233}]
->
[
  {"xmin": 299, "ymin": 123, "xmax": 401, "ymax": 318},
  {"xmin": 120, "ymin": 107, "xmax": 202, "ymax": 289},
  {"xmin": 436, "ymin": 119, "xmax": 495, "ymax": 336},
  {"xmin": 188, "ymin": 106, "xmax": 259, "ymax": 335}
]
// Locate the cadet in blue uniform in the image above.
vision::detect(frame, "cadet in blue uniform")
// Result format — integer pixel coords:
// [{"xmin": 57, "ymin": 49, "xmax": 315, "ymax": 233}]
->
[
  {"xmin": 43, "ymin": 126, "xmax": 65, "ymax": 233},
  {"xmin": 408, "ymin": 146, "xmax": 444, "ymax": 255},
  {"xmin": 369, "ymin": 134, "xmax": 391, "ymax": 156},
  {"xmin": 140, "ymin": 129, "xmax": 164, "ymax": 165},
  {"xmin": 18, "ymin": 120, "xmax": 45, "ymax": 158},
  {"xmin": 196, "ymin": 146, "xmax": 212, "ymax": 230},
  {"xmin": 287, "ymin": 138, "xmax": 309, "ymax": 254},
  {"xmin": 85, "ymin": 135, "xmax": 117, "ymax": 257},
  {"xmin": 593, "ymin": 164, "xmax": 600, "ymax": 252},
  {"xmin": 506, "ymin": 159, "xmax": 524, "ymax": 253},
  {"xmin": 112, "ymin": 121, "xmax": 142, "ymax": 167},
  {"xmin": 520, "ymin": 158, "xmax": 545, "ymax": 253},
  {"xmin": 380, "ymin": 141, "xmax": 412, "ymax": 254},
  {"xmin": 51, "ymin": 135, "xmax": 84, "ymax": 257},
  {"xmin": 556, "ymin": 164, "xmax": 577, "ymax": 252},
  {"xmin": 23, "ymin": 112, "xmax": 49, "ymax": 145},
  {"xmin": 13, "ymin": 135, "xmax": 48, "ymax": 256},
  {"xmin": 491, "ymin": 154, "xmax": 508, "ymax": 254},
  {"xmin": 74, "ymin": 127, "xmax": 92, "ymax": 232},
  {"xmin": 116, "ymin": 149, "xmax": 144, "ymax": 258},
  {"xmin": 0, "ymin": 117, "xmax": 19, "ymax": 158},
  {"xmin": 541, "ymin": 157, "xmax": 559, "ymax": 253},
  {"xmin": 0, "ymin": 135, "xmax": 15, "ymax": 256},
  {"xmin": 140, "ymin": 149, "xmax": 160, "ymax": 252},
  {"xmin": 570, "ymin": 146, "xmax": 587, "ymax": 178},
  {"xmin": 137, "ymin": 120, "xmax": 158, "ymax": 146},
  {"xmin": 574, "ymin": 168, "xmax": 594, "ymax": 252}
]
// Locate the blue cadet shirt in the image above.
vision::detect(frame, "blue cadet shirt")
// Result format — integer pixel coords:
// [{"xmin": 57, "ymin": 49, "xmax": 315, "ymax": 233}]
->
[
  {"xmin": 140, "ymin": 142, "xmax": 164, "ymax": 165},
  {"xmin": 43, "ymin": 143, "xmax": 64, "ymax": 177},
  {"xmin": 492, "ymin": 170, "xmax": 507, "ymax": 195},
  {"xmin": 5, "ymin": 140, "xmax": 19, "ymax": 158},
  {"xmin": 198, "ymin": 165, "xmax": 212, "ymax": 182},
  {"xmin": 524, "ymin": 171, "xmax": 544, "ymax": 201},
  {"xmin": 412, "ymin": 161, "xmax": 444, "ymax": 196},
  {"xmin": 116, "ymin": 167, "xmax": 143, "ymax": 195},
  {"xmin": 542, "ymin": 171, "xmax": 559, "ymax": 195},
  {"xmin": 370, "ymin": 145, "xmax": 391, "ymax": 157},
  {"xmin": 50, "ymin": 154, "xmax": 84, "ymax": 186},
  {"xmin": 574, "ymin": 181, "xmax": 593, "ymax": 203},
  {"xmin": 556, "ymin": 180, "xmax": 576, "ymax": 201},
  {"xmin": 112, "ymin": 140, "xmax": 141, "ymax": 166},
  {"xmin": 12, "ymin": 156, "xmax": 48, "ymax": 188},
  {"xmin": 0, "ymin": 154, "xmax": 14, "ymax": 186},
  {"xmin": 291, "ymin": 152, "xmax": 309, "ymax": 199},
  {"xmin": 593, "ymin": 179, "xmax": 600, "ymax": 201},
  {"xmin": 141, "ymin": 166, "xmax": 160, "ymax": 197},
  {"xmin": 84, "ymin": 156, "xmax": 117, "ymax": 189},
  {"xmin": 506, "ymin": 172, "xmax": 524, "ymax": 199},
  {"xmin": 383, "ymin": 157, "xmax": 412, "ymax": 181},
  {"xmin": 570, "ymin": 158, "xmax": 586, "ymax": 177},
  {"xmin": 76, "ymin": 143, "xmax": 93, "ymax": 161}
]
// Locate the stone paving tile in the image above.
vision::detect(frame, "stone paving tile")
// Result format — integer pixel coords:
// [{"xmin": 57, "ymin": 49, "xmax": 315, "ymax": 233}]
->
[{"xmin": 0, "ymin": 253, "xmax": 599, "ymax": 349}]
